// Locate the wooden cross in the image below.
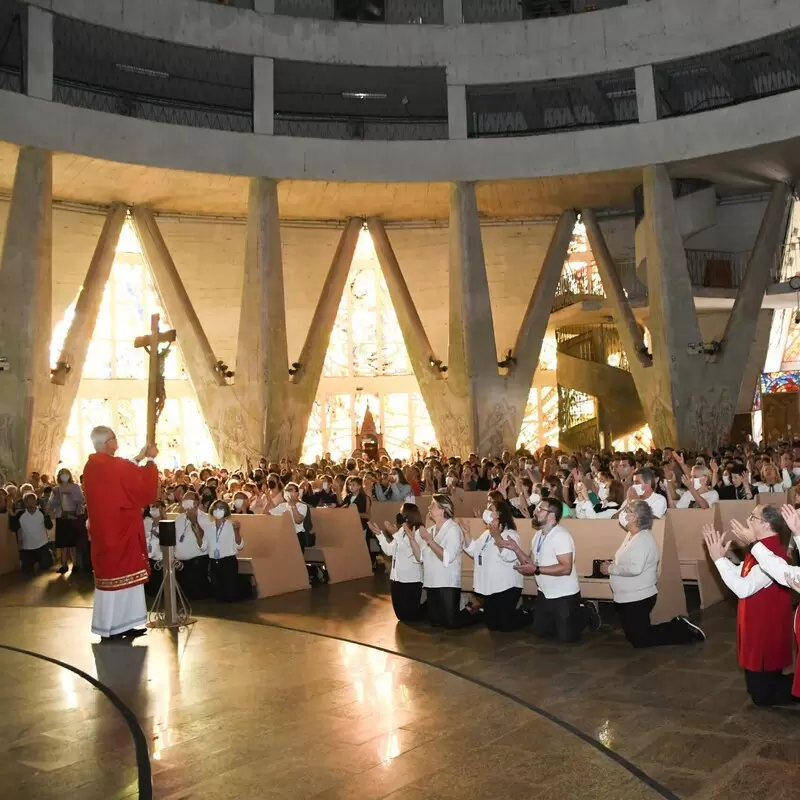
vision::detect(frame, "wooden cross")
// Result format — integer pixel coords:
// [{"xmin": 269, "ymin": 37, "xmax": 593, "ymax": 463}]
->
[{"xmin": 134, "ymin": 313, "xmax": 177, "ymax": 446}]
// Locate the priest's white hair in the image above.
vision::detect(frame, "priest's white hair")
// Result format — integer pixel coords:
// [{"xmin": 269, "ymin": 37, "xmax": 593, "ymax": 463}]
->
[{"xmin": 90, "ymin": 425, "xmax": 116, "ymax": 451}]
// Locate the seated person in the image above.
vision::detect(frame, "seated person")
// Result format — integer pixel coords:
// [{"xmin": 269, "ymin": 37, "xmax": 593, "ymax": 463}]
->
[
  {"xmin": 144, "ymin": 500, "xmax": 165, "ymax": 595},
  {"xmin": 368, "ymin": 503, "xmax": 424, "ymax": 623},
  {"xmin": 716, "ymin": 464, "xmax": 753, "ymax": 500},
  {"xmin": 231, "ymin": 491, "xmax": 254, "ymax": 515},
  {"xmin": 203, "ymin": 500, "xmax": 245, "ymax": 602},
  {"xmin": 374, "ymin": 468, "xmax": 414, "ymax": 502},
  {"xmin": 671, "ymin": 465, "xmax": 719, "ymax": 509},
  {"xmin": 269, "ymin": 482, "xmax": 312, "ymax": 548},
  {"xmin": 618, "ymin": 468, "xmax": 667, "ymax": 528},
  {"xmin": 753, "ymin": 462, "xmax": 790, "ymax": 495},
  {"xmin": 10, "ymin": 492, "xmax": 54, "ymax": 574},
  {"xmin": 308, "ymin": 474, "xmax": 339, "ymax": 508},
  {"xmin": 574, "ymin": 478, "xmax": 623, "ymax": 519}
]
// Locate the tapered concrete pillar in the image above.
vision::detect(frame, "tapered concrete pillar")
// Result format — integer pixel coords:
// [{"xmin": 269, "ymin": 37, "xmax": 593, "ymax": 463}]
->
[
  {"xmin": 371, "ymin": 200, "xmax": 572, "ymax": 456},
  {"xmin": 132, "ymin": 206, "xmax": 261, "ymax": 466},
  {"xmin": 583, "ymin": 174, "xmax": 791, "ymax": 450},
  {"xmin": 0, "ymin": 147, "xmax": 52, "ymax": 480},
  {"xmin": 47, "ymin": 204, "xmax": 127, "ymax": 461}
]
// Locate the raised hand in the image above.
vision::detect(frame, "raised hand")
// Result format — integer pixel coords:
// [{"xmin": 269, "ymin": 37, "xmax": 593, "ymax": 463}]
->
[
  {"xmin": 681, "ymin": 474, "xmax": 693, "ymax": 490},
  {"xmin": 674, "ymin": 452, "xmax": 685, "ymax": 465},
  {"xmin": 702, "ymin": 524, "xmax": 730, "ymax": 561},
  {"xmin": 730, "ymin": 518, "xmax": 757, "ymax": 546},
  {"xmin": 780, "ymin": 503, "xmax": 800, "ymax": 536},
  {"xmin": 418, "ymin": 527, "xmax": 433, "ymax": 544},
  {"xmin": 786, "ymin": 571, "xmax": 800, "ymax": 592},
  {"xmin": 367, "ymin": 520, "xmax": 382, "ymax": 536}
]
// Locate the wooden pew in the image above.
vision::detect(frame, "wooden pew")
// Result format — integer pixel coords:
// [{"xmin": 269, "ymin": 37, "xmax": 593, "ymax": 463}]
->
[
  {"xmin": 229, "ymin": 513, "xmax": 310, "ymax": 599},
  {"xmin": 305, "ymin": 506, "xmax": 374, "ymax": 584},
  {"xmin": 453, "ymin": 491, "xmax": 488, "ymax": 519},
  {"xmin": 0, "ymin": 514, "xmax": 19, "ymax": 575},
  {"xmin": 369, "ymin": 495, "xmax": 432, "ymax": 528},
  {"xmin": 664, "ymin": 508, "xmax": 725, "ymax": 609}
]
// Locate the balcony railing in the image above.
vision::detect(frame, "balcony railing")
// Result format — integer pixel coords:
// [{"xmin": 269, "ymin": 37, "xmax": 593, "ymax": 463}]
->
[
  {"xmin": 555, "ymin": 324, "xmax": 630, "ymax": 372},
  {"xmin": 654, "ymin": 27, "xmax": 800, "ymax": 119},
  {"xmin": 272, "ymin": 0, "xmax": 445, "ymax": 24},
  {"xmin": 552, "ymin": 259, "xmax": 643, "ymax": 311},
  {"xmin": 467, "ymin": 69, "xmax": 637, "ymax": 137},
  {"xmin": 780, "ymin": 242, "xmax": 800, "ymax": 282},
  {"xmin": 685, "ymin": 249, "xmax": 751, "ymax": 289},
  {"xmin": 273, "ymin": 112, "xmax": 447, "ymax": 139},
  {"xmin": 463, "ymin": 0, "xmax": 627, "ymax": 24}
]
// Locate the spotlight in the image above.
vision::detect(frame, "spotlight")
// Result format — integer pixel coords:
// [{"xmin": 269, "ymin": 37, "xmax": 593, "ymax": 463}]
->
[{"xmin": 497, "ymin": 349, "xmax": 517, "ymax": 370}]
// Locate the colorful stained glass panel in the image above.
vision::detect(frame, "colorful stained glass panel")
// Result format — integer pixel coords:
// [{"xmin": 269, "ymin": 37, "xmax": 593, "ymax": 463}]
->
[{"xmin": 760, "ymin": 371, "xmax": 800, "ymax": 394}]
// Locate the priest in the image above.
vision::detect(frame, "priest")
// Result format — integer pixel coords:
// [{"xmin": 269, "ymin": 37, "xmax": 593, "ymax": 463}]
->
[{"xmin": 83, "ymin": 426, "xmax": 159, "ymax": 642}]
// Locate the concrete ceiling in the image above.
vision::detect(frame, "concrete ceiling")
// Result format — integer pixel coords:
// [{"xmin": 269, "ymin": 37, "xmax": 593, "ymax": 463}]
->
[{"xmin": 0, "ymin": 135, "xmax": 796, "ymax": 221}]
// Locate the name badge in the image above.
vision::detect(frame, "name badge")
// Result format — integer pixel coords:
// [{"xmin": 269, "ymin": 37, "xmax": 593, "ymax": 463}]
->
[
  {"xmin": 478, "ymin": 555, "xmax": 482, "ymax": 566},
  {"xmin": 214, "ymin": 548, "xmax": 220, "ymax": 560}
]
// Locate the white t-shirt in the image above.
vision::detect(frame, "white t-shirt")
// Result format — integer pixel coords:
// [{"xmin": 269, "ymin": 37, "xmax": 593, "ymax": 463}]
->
[
  {"xmin": 464, "ymin": 530, "xmax": 523, "ymax": 595},
  {"xmin": 618, "ymin": 491, "xmax": 667, "ymax": 528},
  {"xmin": 376, "ymin": 529, "xmax": 422, "ymax": 583},
  {"xmin": 174, "ymin": 513, "xmax": 208, "ymax": 560},
  {"xmin": 201, "ymin": 518, "xmax": 244, "ymax": 560},
  {"xmin": 418, "ymin": 518, "xmax": 463, "ymax": 589},
  {"xmin": 531, "ymin": 524, "xmax": 580, "ymax": 599},
  {"xmin": 676, "ymin": 488, "xmax": 719, "ymax": 509},
  {"xmin": 269, "ymin": 502, "xmax": 308, "ymax": 534},
  {"xmin": 17, "ymin": 509, "xmax": 50, "ymax": 550},
  {"xmin": 144, "ymin": 518, "xmax": 163, "ymax": 562}
]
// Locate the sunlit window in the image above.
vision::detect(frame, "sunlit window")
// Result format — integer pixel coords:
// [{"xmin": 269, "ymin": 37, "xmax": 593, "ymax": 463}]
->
[
  {"xmin": 612, "ymin": 426, "xmax": 653, "ymax": 453},
  {"xmin": 53, "ymin": 220, "xmax": 217, "ymax": 471},
  {"xmin": 516, "ymin": 386, "xmax": 559, "ymax": 452}
]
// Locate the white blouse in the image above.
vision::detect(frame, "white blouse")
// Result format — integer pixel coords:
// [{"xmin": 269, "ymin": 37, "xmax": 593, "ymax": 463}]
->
[
  {"xmin": 418, "ymin": 518, "xmax": 463, "ymax": 589},
  {"xmin": 376, "ymin": 529, "xmax": 423, "ymax": 584},
  {"xmin": 574, "ymin": 499, "xmax": 620, "ymax": 519},
  {"xmin": 144, "ymin": 517, "xmax": 163, "ymax": 562},
  {"xmin": 174, "ymin": 513, "xmax": 208, "ymax": 560},
  {"xmin": 464, "ymin": 530, "xmax": 523, "ymax": 595},
  {"xmin": 202, "ymin": 518, "xmax": 244, "ymax": 560}
]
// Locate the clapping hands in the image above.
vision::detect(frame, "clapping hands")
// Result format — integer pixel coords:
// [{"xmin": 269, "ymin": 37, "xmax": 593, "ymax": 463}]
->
[
  {"xmin": 702, "ymin": 523, "xmax": 731, "ymax": 561},
  {"xmin": 780, "ymin": 503, "xmax": 800, "ymax": 536}
]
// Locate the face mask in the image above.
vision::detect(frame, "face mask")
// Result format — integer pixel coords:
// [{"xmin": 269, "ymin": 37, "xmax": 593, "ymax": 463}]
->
[
  {"xmin": 793, "ymin": 468, "xmax": 800, "ymax": 477},
  {"xmin": 446, "ymin": 476, "xmax": 456, "ymax": 486},
  {"xmin": 212, "ymin": 508, "xmax": 225, "ymax": 520},
  {"xmin": 482, "ymin": 509, "xmax": 495, "ymax": 525},
  {"xmin": 150, "ymin": 507, "xmax": 160, "ymax": 519},
  {"xmin": 692, "ymin": 478, "xmax": 703, "ymax": 490},
  {"xmin": 722, "ymin": 474, "xmax": 731, "ymax": 486},
  {"xmin": 182, "ymin": 499, "xmax": 194, "ymax": 510},
  {"xmin": 284, "ymin": 493, "xmax": 292, "ymax": 502},
  {"xmin": 632, "ymin": 484, "xmax": 645, "ymax": 497},
  {"xmin": 322, "ymin": 482, "xmax": 330, "ymax": 491},
  {"xmin": 529, "ymin": 492, "xmax": 541, "ymax": 504},
  {"xmin": 58, "ymin": 474, "xmax": 68, "ymax": 483},
  {"xmin": 233, "ymin": 498, "xmax": 244, "ymax": 509},
  {"xmin": 167, "ymin": 493, "xmax": 175, "ymax": 502}
]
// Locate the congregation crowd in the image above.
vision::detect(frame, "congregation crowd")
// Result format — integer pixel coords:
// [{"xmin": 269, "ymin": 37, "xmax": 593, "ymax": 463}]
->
[{"xmin": 2, "ymin": 435, "xmax": 800, "ymax": 707}]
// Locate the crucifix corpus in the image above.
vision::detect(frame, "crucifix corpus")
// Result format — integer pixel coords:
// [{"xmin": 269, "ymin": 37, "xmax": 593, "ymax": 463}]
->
[{"xmin": 134, "ymin": 313, "xmax": 177, "ymax": 446}]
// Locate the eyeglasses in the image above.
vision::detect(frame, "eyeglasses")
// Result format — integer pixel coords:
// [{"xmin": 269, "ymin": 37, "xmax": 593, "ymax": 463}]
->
[{"xmin": 748, "ymin": 512, "xmax": 762, "ymax": 522}]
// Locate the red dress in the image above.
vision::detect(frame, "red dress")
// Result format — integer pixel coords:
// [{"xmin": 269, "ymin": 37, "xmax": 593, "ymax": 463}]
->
[
  {"xmin": 83, "ymin": 454, "xmax": 158, "ymax": 591},
  {"xmin": 737, "ymin": 536, "xmax": 793, "ymax": 672}
]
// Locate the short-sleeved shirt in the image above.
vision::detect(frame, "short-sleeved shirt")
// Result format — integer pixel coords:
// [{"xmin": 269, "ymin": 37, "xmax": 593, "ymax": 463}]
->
[{"xmin": 531, "ymin": 524, "xmax": 580, "ymax": 599}]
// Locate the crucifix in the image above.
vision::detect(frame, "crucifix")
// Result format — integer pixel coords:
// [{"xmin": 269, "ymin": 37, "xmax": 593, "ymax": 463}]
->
[{"xmin": 134, "ymin": 313, "xmax": 177, "ymax": 445}]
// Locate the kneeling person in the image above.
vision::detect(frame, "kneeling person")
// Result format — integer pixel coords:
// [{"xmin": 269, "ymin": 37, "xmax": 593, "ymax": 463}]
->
[
  {"xmin": 204, "ymin": 500, "xmax": 244, "ymax": 602},
  {"xmin": 10, "ymin": 492, "xmax": 54, "ymax": 574}
]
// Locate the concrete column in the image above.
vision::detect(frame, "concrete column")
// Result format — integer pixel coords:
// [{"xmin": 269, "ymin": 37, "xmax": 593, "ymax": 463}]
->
[
  {"xmin": 443, "ymin": 0, "xmax": 463, "ymax": 24},
  {"xmin": 47, "ymin": 205, "xmax": 127, "ymax": 462},
  {"xmin": 131, "ymin": 206, "xmax": 261, "ymax": 467},
  {"xmin": 447, "ymin": 83, "xmax": 468, "ymax": 140},
  {"xmin": 635, "ymin": 65, "xmax": 657, "ymax": 123},
  {"xmin": 254, "ymin": 0, "xmax": 275, "ymax": 12},
  {"xmin": 253, "ymin": 56, "xmax": 274, "ymax": 135},
  {"xmin": 0, "ymin": 147, "xmax": 52, "ymax": 480},
  {"xmin": 25, "ymin": 7, "xmax": 53, "ymax": 101}
]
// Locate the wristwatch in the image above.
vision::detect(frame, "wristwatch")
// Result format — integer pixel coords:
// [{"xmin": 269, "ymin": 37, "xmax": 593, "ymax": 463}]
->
[{"xmin": 534, "ymin": 566, "xmax": 541, "ymax": 576}]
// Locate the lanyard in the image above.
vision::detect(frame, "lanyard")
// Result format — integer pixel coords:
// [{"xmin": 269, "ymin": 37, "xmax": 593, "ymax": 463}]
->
[
  {"xmin": 215, "ymin": 523, "xmax": 225, "ymax": 544},
  {"xmin": 535, "ymin": 532, "xmax": 546, "ymax": 559}
]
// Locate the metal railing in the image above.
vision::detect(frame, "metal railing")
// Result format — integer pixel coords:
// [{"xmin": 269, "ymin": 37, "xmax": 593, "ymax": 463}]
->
[
  {"xmin": 272, "ymin": 0, "xmax": 445, "ymax": 23},
  {"xmin": 463, "ymin": 0, "xmax": 627, "ymax": 23},
  {"xmin": 551, "ymin": 259, "xmax": 643, "ymax": 311},
  {"xmin": 0, "ymin": 65, "xmax": 20, "ymax": 92},
  {"xmin": 685, "ymin": 249, "xmax": 750, "ymax": 289},
  {"xmin": 0, "ymin": 4, "xmax": 23, "ymax": 93},
  {"xmin": 53, "ymin": 78, "xmax": 253, "ymax": 132},
  {"xmin": 197, "ymin": 0, "xmax": 254, "ymax": 9},
  {"xmin": 273, "ymin": 112, "xmax": 448, "ymax": 139},
  {"xmin": 557, "ymin": 386, "xmax": 597, "ymax": 434},
  {"xmin": 780, "ymin": 242, "xmax": 800, "ymax": 283},
  {"xmin": 654, "ymin": 27, "xmax": 800, "ymax": 119},
  {"xmin": 467, "ymin": 69, "xmax": 637, "ymax": 137},
  {"xmin": 555, "ymin": 324, "xmax": 630, "ymax": 372}
]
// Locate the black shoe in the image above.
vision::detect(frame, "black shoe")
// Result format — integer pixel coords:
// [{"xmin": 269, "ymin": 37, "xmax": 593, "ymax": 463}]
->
[
  {"xmin": 677, "ymin": 615, "xmax": 706, "ymax": 642},
  {"xmin": 584, "ymin": 600, "xmax": 602, "ymax": 631},
  {"xmin": 57, "ymin": 566, "xmax": 68, "ymax": 574},
  {"xmin": 119, "ymin": 628, "xmax": 147, "ymax": 640}
]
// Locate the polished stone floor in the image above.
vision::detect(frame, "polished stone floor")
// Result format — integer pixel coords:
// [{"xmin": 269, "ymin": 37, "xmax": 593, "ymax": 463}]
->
[{"xmin": 0, "ymin": 570, "xmax": 798, "ymax": 799}]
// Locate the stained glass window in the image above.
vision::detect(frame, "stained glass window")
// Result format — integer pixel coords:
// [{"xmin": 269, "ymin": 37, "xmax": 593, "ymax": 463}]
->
[
  {"xmin": 760, "ymin": 371, "xmax": 800, "ymax": 394},
  {"xmin": 516, "ymin": 386, "xmax": 559, "ymax": 452},
  {"xmin": 53, "ymin": 220, "xmax": 217, "ymax": 470},
  {"xmin": 782, "ymin": 316, "xmax": 800, "ymax": 366}
]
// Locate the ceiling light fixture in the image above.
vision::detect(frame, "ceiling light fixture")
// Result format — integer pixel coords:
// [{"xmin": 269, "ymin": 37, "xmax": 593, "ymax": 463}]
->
[
  {"xmin": 116, "ymin": 63, "xmax": 170, "ymax": 79},
  {"xmin": 342, "ymin": 91, "xmax": 387, "ymax": 100}
]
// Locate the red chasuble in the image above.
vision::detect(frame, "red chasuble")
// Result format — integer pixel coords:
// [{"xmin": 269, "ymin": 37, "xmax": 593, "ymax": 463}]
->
[
  {"xmin": 794, "ymin": 607, "xmax": 800, "ymax": 698},
  {"xmin": 83, "ymin": 453, "xmax": 158, "ymax": 591},
  {"xmin": 737, "ymin": 535, "xmax": 793, "ymax": 672}
]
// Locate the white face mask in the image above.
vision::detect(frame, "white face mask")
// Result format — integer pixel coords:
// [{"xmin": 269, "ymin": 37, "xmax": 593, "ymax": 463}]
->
[
  {"xmin": 212, "ymin": 508, "xmax": 225, "ymax": 520},
  {"xmin": 793, "ymin": 468, "xmax": 800, "ymax": 477},
  {"xmin": 233, "ymin": 498, "xmax": 244, "ymax": 509},
  {"xmin": 482, "ymin": 509, "xmax": 496, "ymax": 526},
  {"xmin": 529, "ymin": 493, "xmax": 541, "ymax": 504},
  {"xmin": 632, "ymin": 483, "xmax": 646, "ymax": 497},
  {"xmin": 182, "ymin": 499, "xmax": 194, "ymax": 510},
  {"xmin": 150, "ymin": 507, "xmax": 160, "ymax": 519},
  {"xmin": 446, "ymin": 476, "xmax": 456, "ymax": 486},
  {"xmin": 693, "ymin": 478, "xmax": 703, "ymax": 490},
  {"xmin": 322, "ymin": 482, "xmax": 330, "ymax": 491},
  {"xmin": 722, "ymin": 474, "xmax": 731, "ymax": 486},
  {"xmin": 58, "ymin": 474, "xmax": 68, "ymax": 484}
]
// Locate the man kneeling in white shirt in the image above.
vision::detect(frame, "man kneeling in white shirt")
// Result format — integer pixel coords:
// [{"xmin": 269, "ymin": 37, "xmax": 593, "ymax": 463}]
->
[
  {"xmin": 601, "ymin": 500, "xmax": 705, "ymax": 647},
  {"xmin": 10, "ymin": 492, "xmax": 54, "ymax": 574},
  {"xmin": 503, "ymin": 497, "xmax": 600, "ymax": 643}
]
